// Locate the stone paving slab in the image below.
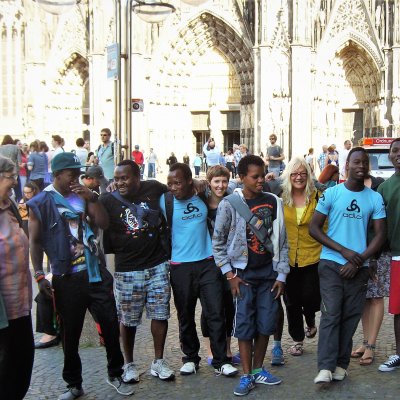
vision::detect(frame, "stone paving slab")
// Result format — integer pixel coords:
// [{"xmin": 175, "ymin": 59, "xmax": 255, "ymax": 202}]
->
[{"xmin": 26, "ymin": 295, "xmax": 399, "ymax": 400}]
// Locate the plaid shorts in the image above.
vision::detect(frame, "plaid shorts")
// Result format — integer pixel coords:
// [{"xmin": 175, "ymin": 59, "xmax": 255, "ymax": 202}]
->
[{"xmin": 114, "ymin": 262, "xmax": 171, "ymax": 327}]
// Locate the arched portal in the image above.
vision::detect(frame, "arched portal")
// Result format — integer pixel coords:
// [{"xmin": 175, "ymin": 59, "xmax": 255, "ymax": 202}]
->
[
  {"xmin": 313, "ymin": 40, "xmax": 381, "ymax": 146},
  {"xmin": 147, "ymin": 12, "xmax": 253, "ymax": 158}
]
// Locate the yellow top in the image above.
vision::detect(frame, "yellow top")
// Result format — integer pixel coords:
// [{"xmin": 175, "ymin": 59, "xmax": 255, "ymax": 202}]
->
[
  {"xmin": 284, "ymin": 190, "xmax": 323, "ymax": 267},
  {"xmin": 295, "ymin": 206, "xmax": 305, "ymax": 225}
]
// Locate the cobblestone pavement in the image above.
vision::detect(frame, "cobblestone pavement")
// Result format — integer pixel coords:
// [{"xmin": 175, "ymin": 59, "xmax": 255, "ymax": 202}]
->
[{"xmin": 26, "ymin": 287, "xmax": 399, "ymax": 400}]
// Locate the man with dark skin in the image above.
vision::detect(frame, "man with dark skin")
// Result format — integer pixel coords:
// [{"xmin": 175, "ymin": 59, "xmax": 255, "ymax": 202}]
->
[
  {"xmin": 160, "ymin": 163, "xmax": 237, "ymax": 377},
  {"xmin": 213, "ymin": 155, "xmax": 289, "ymax": 396},
  {"xmin": 309, "ymin": 147, "xmax": 386, "ymax": 384},
  {"xmin": 29, "ymin": 153, "xmax": 133, "ymax": 399},
  {"xmin": 100, "ymin": 160, "xmax": 174, "ymax": 383},
  {"xmin": 377, "ymin": 138, "xmax": 400, "ymax": 372}
]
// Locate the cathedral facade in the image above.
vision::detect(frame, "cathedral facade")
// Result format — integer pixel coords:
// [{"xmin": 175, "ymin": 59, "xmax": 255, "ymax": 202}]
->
[{"xmin": 1, "ymin": 0, "xmax": 399, "ymax": 161}]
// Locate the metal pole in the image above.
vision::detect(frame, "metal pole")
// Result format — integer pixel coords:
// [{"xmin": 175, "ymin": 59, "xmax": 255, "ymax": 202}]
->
[
  {"xmin": 115, "ymin": 0, "xmax": 122, "ymax": 163},
  {"xmin": 126, "ymin": 0, "xmax": 133, "ymax": 159}
]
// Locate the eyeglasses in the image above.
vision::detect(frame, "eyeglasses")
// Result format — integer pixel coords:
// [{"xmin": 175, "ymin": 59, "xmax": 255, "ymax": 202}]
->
[
  {"xmin": 0, "ymin": 173, "xmax": 18, "ymax": 181},
  {"xmin": 290, "ymin": 172, "xmax": 308, "ymax": 178},
  {"xmin": 100, "ymin": 134, "xmax": 110, "ymax": 137},
  {"xmin": 23, "ymin": 190, "xmax": 33, "ymax": 195}
]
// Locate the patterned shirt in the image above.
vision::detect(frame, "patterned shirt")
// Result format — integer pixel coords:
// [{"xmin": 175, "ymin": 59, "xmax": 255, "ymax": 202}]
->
[
  {"xmin": 317, "ymin": 152, "xmax": 327, "ymax": 171},
  {"xmin": 0, "ymin": 200, "xmax": 32, "ymax": 321}
]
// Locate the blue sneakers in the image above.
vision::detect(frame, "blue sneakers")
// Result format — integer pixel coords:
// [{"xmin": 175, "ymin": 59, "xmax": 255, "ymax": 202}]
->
[
  {"xmin": 253, "ymin": 367, "xmax": 282, "ymax": 385},
  {"xmin": 271, "ymin": 345, "xmax": 285, "ymax": 366},
  {"xmin": 233, "ymin": 374, "xmax": 255, "ymax": 396}
]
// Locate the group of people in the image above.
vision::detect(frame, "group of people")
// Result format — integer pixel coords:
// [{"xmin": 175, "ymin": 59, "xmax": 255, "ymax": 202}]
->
[{"xmin": 1, "ymin": 133, "xmax": 400, "ymax": 399}]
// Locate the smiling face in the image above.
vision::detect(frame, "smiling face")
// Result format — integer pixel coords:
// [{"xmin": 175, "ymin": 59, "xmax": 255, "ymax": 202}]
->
[
  {"xmin": 290, "ymin": 166, "xmax": 308, "ymax": 192},
  {"xmin": 114, "ymin": 165, "xmax": 140, "ymax": 197},
  {"xmin": 346, "ymin": 150, "xmax": 369, "ymax": 182},
  {"xmin": 389, "ymin": 140, "xmax": 400, "ymax": 172},
  {"xmin": 0, "ymin": 170, "xmax": 17, "ymax": 199},
  {"xmin": 167, "ymin": 169, "xmax": 193, "ymax": 200},
  {"xmin": 241, "ymin": 164, "xmax": 265, "ymax": 196},
  {"xmin": 209, "ymin": 175, "xmax": 228, "ymax": 199}
]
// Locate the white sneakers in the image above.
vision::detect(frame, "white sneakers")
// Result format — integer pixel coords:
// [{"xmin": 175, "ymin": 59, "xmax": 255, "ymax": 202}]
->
[
  {"xmin": 332, "ymin": 366, "xmax": 347, "ymax": 381},
  {"xmin": 314, "ymin": 367, "xmax": 347, "ymax": 384},
  {"xmin": 214, "ymin": 363, "xmax": 239, "ymax": 376},
  {"xmin": 151, "ymin": 359, "xmax": 175, "ymax": 380},
  {"xmin": 314, "ymin": 369, "xmax": 332, "ymax": 383},
  {"xmin": 122, "ymin": 362, "xmax": 139, "ymax": 383},
  {"xmin": 179, "ymin": 361, "xmax": 199, "ymax": 375}
]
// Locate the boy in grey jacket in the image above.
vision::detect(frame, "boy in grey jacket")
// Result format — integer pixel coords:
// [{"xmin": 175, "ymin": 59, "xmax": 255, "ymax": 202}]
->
[{"xmin": 212, "ymin": 155, "xmax": 289, "ymax": 396}]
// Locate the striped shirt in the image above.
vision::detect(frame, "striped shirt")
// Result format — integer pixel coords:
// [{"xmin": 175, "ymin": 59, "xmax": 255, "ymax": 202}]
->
[{"xmin": 0, "ymin": 200, "xmax": 32, "ymax": 321}]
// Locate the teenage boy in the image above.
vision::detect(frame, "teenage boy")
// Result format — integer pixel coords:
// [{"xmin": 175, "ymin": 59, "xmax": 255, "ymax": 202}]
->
[
  {"xmin": 160, "ymin": 163, "xmax": 237, "ymax": 377},
  {"xmin": 266, "ymin": 134, "xmax": 284, "ymax": 178},
  {"xmin": 377, "ymin": 138, "xmax": 400, "ymax": 372},
  {"xmin": 212, "ymin": 155, "xmax": 289, "ymax": 396},
  {"xmin": 100, "ymin": 160, "xmax": 174, "ymax": 383},
  {"xmin": 309, "ymin": 147, "xmax": 386, "ymax": 384}
]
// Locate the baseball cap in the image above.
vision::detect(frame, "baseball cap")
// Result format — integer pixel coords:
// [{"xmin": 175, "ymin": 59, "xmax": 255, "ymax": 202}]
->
[
  {"xmin": 134, "ymin": 145, "xmax": 139, "ymax": 149},
  {"xmin": 84, "ymin": 165, "xmax": 108, "ymax": 193},
  {"xmin": 51, "ymin": 152, "xmax": 83, "ymax": 172}
]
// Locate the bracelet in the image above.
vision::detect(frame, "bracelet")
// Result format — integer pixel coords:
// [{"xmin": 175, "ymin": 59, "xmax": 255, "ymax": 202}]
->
[
  {"xmin": 34, "ymin": 270, "xmax": 45, "ymax": 280},
  {"xmin": 226, "ymin": 271, "xmax": 238, "ymax": 281},
  {"xmin": 35, "ymin": 275, "xmax": 45, "ymax": 283}
]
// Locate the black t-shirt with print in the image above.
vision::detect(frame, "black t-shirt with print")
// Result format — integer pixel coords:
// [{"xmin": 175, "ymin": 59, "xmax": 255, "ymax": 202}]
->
[
  {"xmin": 245, "ymin": 193, "xmax": 277, "ymax": 278},
  {"xmin": 100, "ymin": 180, "xmax": 168, "ymax": 272}
]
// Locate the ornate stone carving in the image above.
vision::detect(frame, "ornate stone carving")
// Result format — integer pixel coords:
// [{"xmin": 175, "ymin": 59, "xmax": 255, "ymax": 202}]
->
[{"xmin": 329, "ymin": 0, "xmax": 373, "ymax": 40}]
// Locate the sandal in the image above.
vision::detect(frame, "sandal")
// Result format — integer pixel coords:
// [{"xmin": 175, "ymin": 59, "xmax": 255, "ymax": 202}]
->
[
  {"xmin": 288, "ymin": 343, "xmax": 303, "ymax": 356},
  {"xmin": 305, "ymin": 326, "xmax": 317, "ymax": 339},
  {"xmin": 359, "ymin": 344, "xmax": 375, "ymax": 366},
  {"xmin": 351, "ymin": 339, "xmax": 367, "ymax": 358}
]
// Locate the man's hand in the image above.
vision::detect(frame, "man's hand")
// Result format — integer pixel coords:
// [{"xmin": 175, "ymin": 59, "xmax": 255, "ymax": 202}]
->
[
  {"xmin": 106, "ymin": 181, "xmax": 117, "ymax": 192},
  {"xmin": 193, "ymin": 179, "xmax": 208, "ymax": 194},
  {"xmin": 339, "ymin": 262, "xmax": 359, "ymax": 279},
  {"xmin": 70, "ymin": 183, "xmax": 96, "ymax": 201},
  {"xmin": 271, "ymin": 280, "xmax": 285, "ymax": 299},
  {"xmin": 38, "ymin": 279, "xmax": 53, "ymax": 299},
  {"xmin": 340, "ymin": 248, "xmax": 364, "ymax": 267},
  {"xmin": 226, "ymin": 272, "xmax": 249, "ymax": 298},
  {"xmin": 265, "ymin": 172, "xmax": 275, "ymax": 181}
]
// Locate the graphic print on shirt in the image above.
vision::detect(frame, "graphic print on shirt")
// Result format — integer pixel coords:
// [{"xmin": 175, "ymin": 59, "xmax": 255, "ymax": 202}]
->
[
  {"xmin": 343, "ymin": 199, "xmax": 362, "ymax": 219},
  {"xmin": 182, "ymin": 202, "xmax": 202, "ymax": 220},
  {"xmin": 120, "ymin": 202, "xmax": 152, "ymax": 237},
  {"xmin": 246, "ymin": 203, "xmax": 273, "ymax": 254}
]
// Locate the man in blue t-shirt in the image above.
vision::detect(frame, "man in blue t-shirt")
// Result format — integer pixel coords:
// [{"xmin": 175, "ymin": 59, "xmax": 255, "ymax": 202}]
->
[
  {"xmin": 160, "ymin": 163, "xmax": 237, "ymax": 378},
  {"xmin": 309, "ymin": 147, "xmax": 386, "ymax": 384},
  {"xmin": 203, "ymin": 138, "xmax": 220, "ymax": 168}
]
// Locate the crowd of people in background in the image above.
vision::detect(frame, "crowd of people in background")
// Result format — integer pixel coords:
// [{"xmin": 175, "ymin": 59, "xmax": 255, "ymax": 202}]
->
[{"xmin": 1, "ymin": 130, "xmax": 400, "ymax": 400}]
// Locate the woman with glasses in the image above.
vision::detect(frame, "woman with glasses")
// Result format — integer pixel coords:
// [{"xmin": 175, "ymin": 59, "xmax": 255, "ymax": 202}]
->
[
  {"xmin": 280, "ymin": 157, "xmax": 323, "ymax": 356},
  {"xmin": 18, "ymin": 182, "xmax": 40, "ymax": 235},
  {"xmin": 0, "ymin": 156, "xmax": 33, "ymax": 399}
]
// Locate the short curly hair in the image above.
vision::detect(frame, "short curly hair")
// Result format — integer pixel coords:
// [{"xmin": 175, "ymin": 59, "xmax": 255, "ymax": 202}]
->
[{"xmin": 237, "ymin": 155, "xmax": 265, "ymax": 176}]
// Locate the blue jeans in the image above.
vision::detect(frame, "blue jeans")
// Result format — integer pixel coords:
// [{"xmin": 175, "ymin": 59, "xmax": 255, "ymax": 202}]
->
[{"xmin": 148, "ymin": 163, "xmax": 156, "ymax": 178}]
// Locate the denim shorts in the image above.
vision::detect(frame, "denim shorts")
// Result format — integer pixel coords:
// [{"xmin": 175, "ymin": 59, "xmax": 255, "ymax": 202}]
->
[
  {"xmin": 232, "ymin": 266, "xmax": 278, "ymax": 340},
  {"xmin": 114, "ymin": 262, "xmax": 171, "ymax": 327}
]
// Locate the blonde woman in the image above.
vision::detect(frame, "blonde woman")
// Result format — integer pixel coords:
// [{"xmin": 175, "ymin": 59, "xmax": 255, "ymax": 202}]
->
[{"xmin": 280, "ymin": 157, "xmax": 323, "ymax": 356}]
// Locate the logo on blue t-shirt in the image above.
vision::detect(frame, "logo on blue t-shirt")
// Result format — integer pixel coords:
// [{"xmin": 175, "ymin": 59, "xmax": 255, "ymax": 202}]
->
[
  {"xmin": 343, "ymin": 199, "xmax": 361, "ymax": 219},
  {"xmin": 182, "ymin": 202, "xmax": 202, "ymax": 220}
]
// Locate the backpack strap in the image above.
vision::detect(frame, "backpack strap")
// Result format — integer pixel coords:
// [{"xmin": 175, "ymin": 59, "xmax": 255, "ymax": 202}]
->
[
  {"xmin": 164, "ymin": 191, "xmax": 174, "ymax": 228},
  {"xmin": 225, "ymin": 192, "xmax": 274, "ymax": 255}
]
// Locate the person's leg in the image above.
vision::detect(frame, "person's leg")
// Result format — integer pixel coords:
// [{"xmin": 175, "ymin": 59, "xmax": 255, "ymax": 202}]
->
[
  {"xmin": 88, "ymin": 268, "xmax": 124, "ymax": 379},
  {"xmin": 144, "ymin": 263, "xmax": 171, "ymax": 360},
  {"xmin": 198, "ymin": 259, "xmax": 228, "ymax": 368},
  {"xmin": 113, "ymin": 270, "xmax": 145, "ymax": 365},
  {"xmin": 170, "ymin": 263, "xmax": 201, "ymax": 365},
  {"xmin": 395, "ymin": 314, "xmax": 400, "ymax": 356},
  {"xmin": 352, "ymin": 300, "xmax": 370, "ymax": 355},
  {"xmin": 253, "ymin": 334, "xmax": 270, "ymax": 370},
  {"xmin": 317, "ymin": 260, "xmax": 344, "ymax": 372},
  {"xmin": 222, "ymin": 280, "xmax": 235, "ymax": 358},
  {"xmin": 302, "ymin": 263, "xmax": 321, "ymax": 333},
  {"xmin": 52, "ymin": 273, "xmax": 88, "ymax": 389},
  {"xmin": 0, "ymin": 316, "xmax": 34, "ymax": 400},
  {"xmin": 239, "ymin": 340, "xmax": 252, "ymax": 375},
  {"xmin": 360, "ymin": 298, "xmax": 384, "ymax": 362},
  {"xmin": 34, "ymin": 292, "xmax": 58, "ymax": 345},
  {"xmin": 285, "ymin": 267, "xmax": 306, "ymax": 343},
  {"xmin": 336, "ymin": 268, "xmax": 369, "ymax": 370}
]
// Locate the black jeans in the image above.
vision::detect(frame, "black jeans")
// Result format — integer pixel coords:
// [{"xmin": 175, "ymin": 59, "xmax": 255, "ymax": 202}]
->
[
  {"xmin": 0, "ymin": 315, "xmax": 34, "ymax": 400},
  {"xmin": 35, "ymin": 292, "xmax": 58, "ymax": 336},
  {"xmin": 52, "ymin": 268, "xmax": 124, "ymax": 388},
  {"xmin": 317, "ymin": 260, "xmax": 369, "ymax": 371},
  {"xmin": 170, "ymin": 258, "xmax": 228, "ymax": 368},
  {"xmin": 284, "ymin": 263, "xmax": 321, "ymax": 342}
]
